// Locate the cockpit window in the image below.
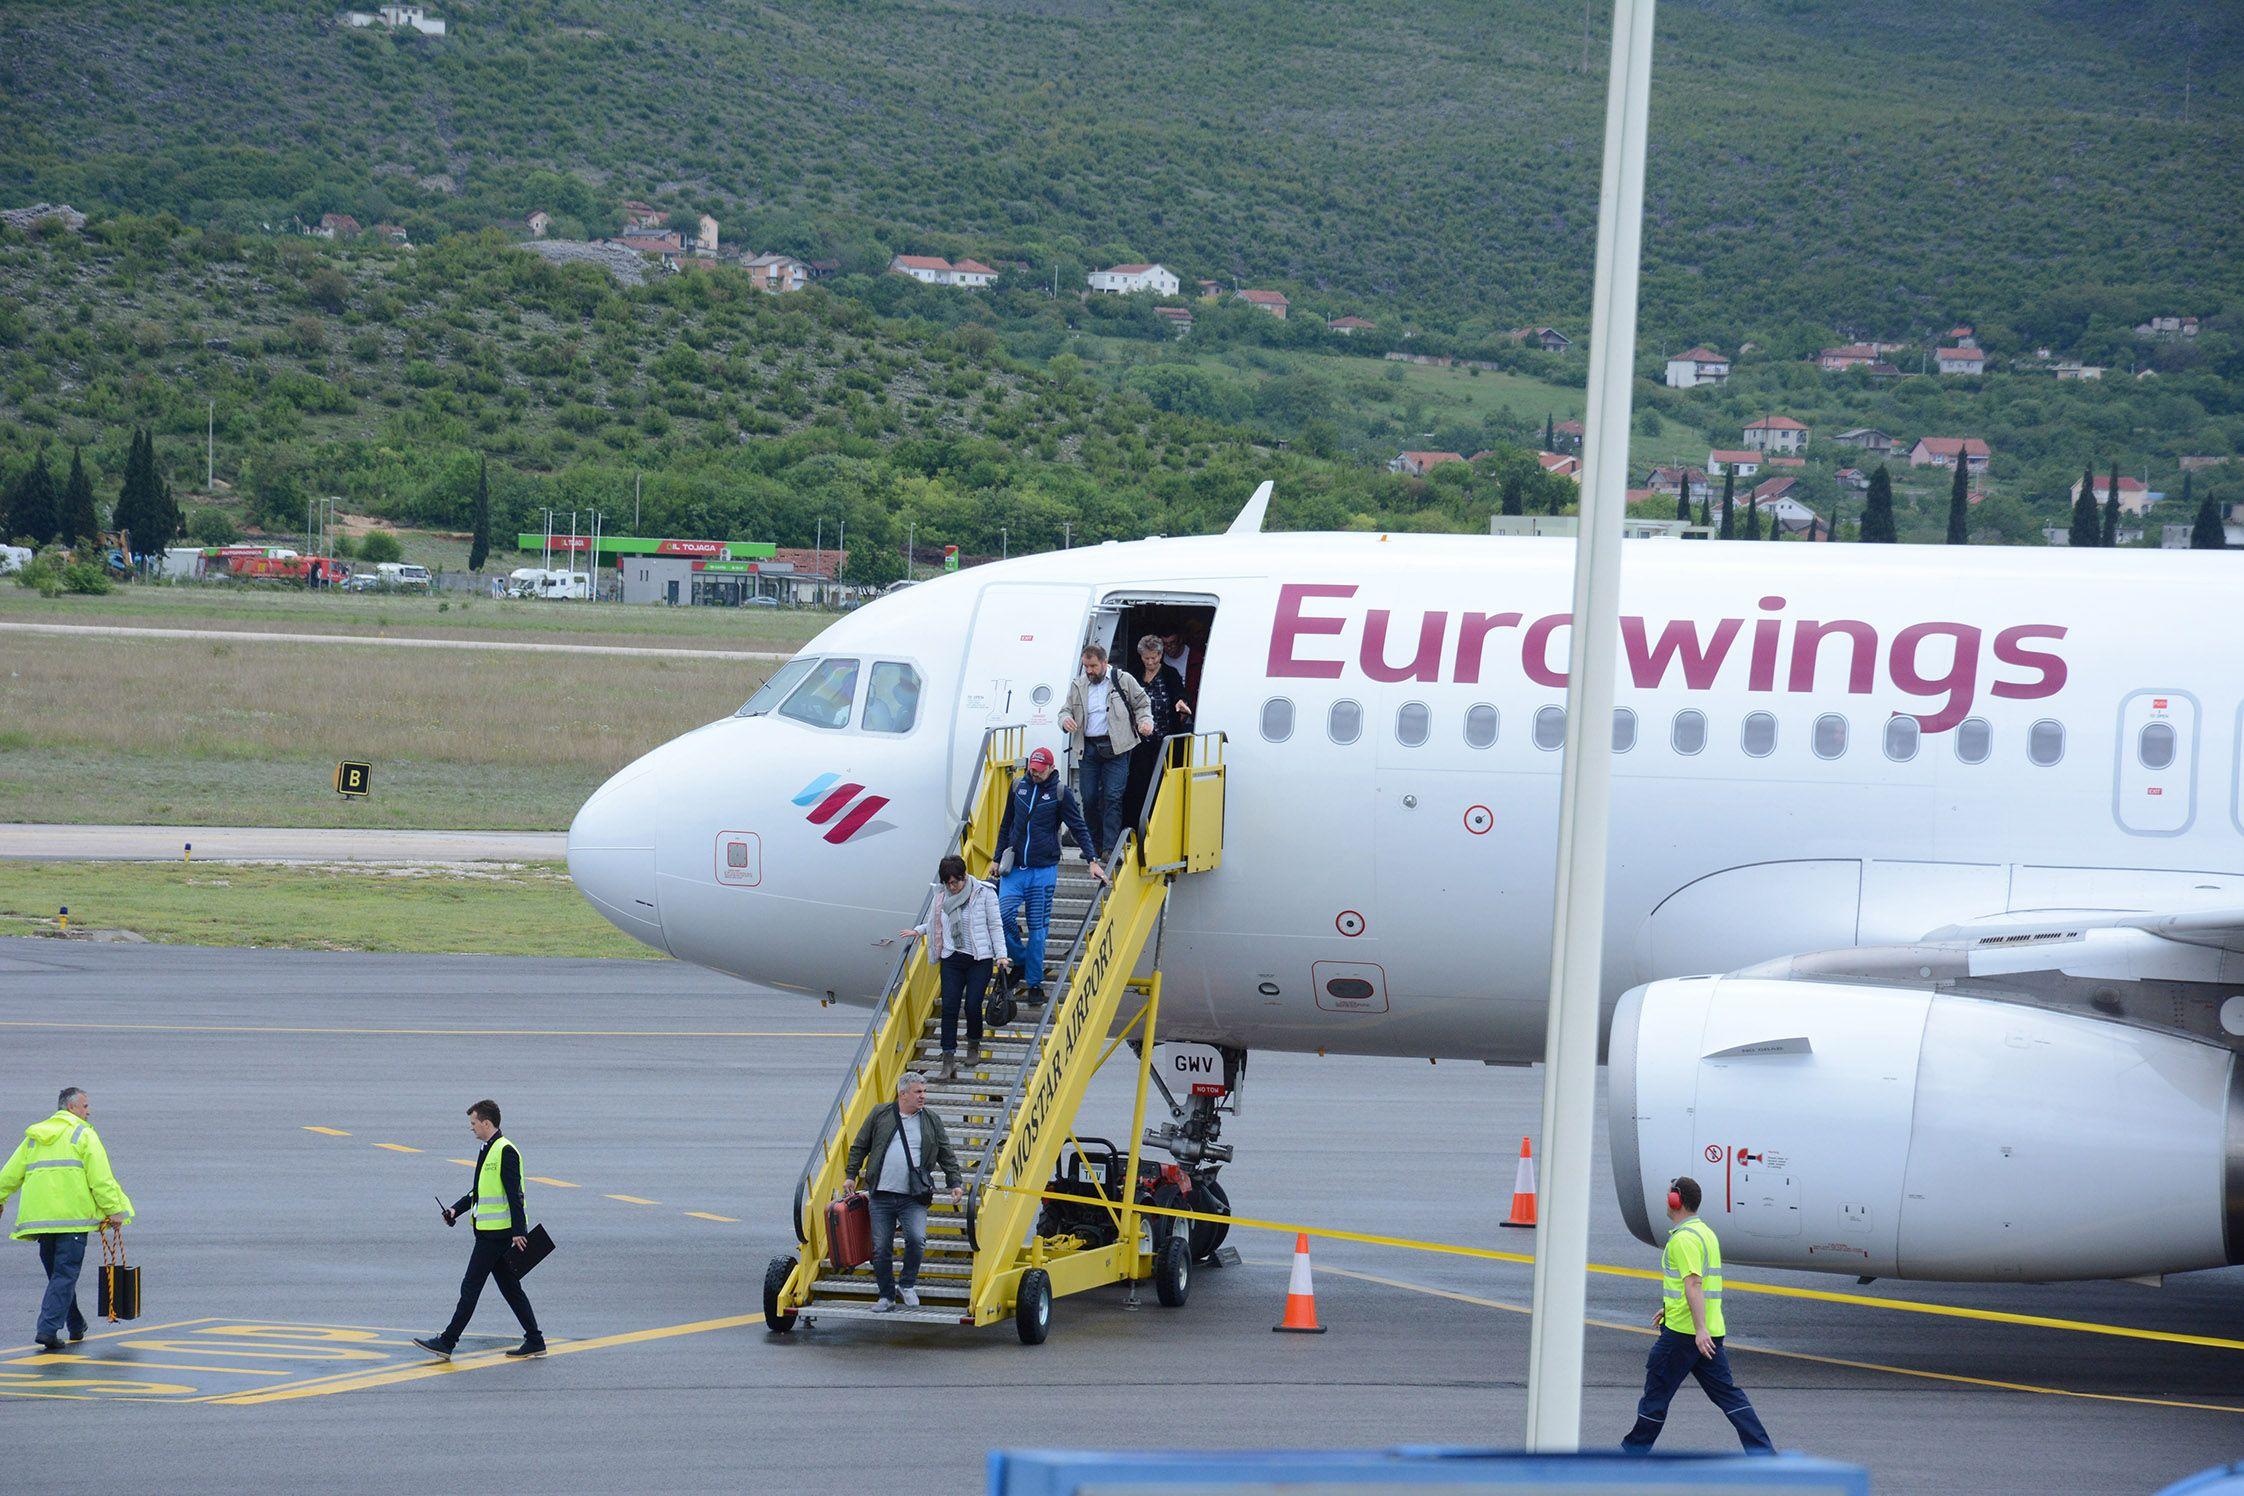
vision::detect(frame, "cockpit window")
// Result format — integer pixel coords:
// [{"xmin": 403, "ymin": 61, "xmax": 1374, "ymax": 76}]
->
[
  {"xmin": 737, "ymin": 657, "xmax": 816, "ymax": 718},
  {"xmin": 778, "ymin": 657, "xmax": 860, "ymax": 729},
  {"xmin": 864, "ymin": 662, "xmax": 922, "ymax": 734}
]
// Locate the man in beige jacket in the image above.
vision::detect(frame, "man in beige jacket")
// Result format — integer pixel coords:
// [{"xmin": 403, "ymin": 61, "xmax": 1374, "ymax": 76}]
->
[{"xmin": 1059, "ymin": 643, "xmax": 1154, "ymax": 861}]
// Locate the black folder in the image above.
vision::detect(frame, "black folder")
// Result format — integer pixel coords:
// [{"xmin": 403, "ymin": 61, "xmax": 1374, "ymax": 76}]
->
[{"xmin": 505, "ymin": 1223, "xmax": 555, "ymax": 1278}]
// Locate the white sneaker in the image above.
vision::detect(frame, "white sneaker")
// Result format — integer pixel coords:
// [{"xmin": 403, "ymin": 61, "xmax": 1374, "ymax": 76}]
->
[
  {"xmin": 900, "ymin": 1288, "xmax": 921, "ymax": 1307},
  {"xmin": 870, "ymin": 1297, "xmax": 900, "ymax": 1313}
]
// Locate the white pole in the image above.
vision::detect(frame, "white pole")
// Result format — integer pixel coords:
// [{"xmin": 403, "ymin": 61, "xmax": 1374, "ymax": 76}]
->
[
  {"xmin": 634, "ymin": 472, "xmax": 641, "ymax": 533},
  {"xmin": 1524, "ymin": 0, "xmax": 1656, "ymax": 1453},
  {"xmin": 906, "ymin": 518, "xmax": 914, "ymax": 581},
  {"xmin": 836, "ymin": 518, "xmax": 844, "ymax": 601},
  {"xmin": 207, "ymin": 400, "xmax": 214, "ymax": 488}
]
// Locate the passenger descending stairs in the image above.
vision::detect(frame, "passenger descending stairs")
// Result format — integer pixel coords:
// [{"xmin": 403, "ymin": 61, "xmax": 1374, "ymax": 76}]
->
[{"xmin": 769, "ymin": 729, "xmax": 1226, "ymax": 1337}]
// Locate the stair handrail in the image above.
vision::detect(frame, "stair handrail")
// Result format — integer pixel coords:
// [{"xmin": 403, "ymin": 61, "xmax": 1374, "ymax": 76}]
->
[{"xmin": 790, "ymin": 724, "xmax": 1024, "ymax": 1244}]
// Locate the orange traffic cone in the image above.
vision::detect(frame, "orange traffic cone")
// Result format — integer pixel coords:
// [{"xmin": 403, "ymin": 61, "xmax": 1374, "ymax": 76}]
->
[
  {"xmin": 1500, "ymin": 1135, "xmax": 1538, "ymax": 1228},
  {"xmin": 1272, "ymin": 1232, "xmax": 1327, "ymax": 1333}
]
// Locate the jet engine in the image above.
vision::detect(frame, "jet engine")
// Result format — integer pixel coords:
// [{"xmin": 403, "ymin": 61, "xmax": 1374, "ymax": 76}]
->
[{"xmin": 1608, "ymin": 975, "xmax": 2244, "ymax": 1282}]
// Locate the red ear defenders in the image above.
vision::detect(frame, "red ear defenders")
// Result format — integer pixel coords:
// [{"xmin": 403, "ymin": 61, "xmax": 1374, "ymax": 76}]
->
[{"xmin": 1667, "ymin": 1182, "xmax": 1684, "ymax": 1211}]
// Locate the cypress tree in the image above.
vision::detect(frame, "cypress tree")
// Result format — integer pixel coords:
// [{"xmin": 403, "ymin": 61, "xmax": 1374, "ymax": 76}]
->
[
  {"xmin": 1675, "ymin": 471, "xmax": 1692, "ymax": 522},
  {"xmin": 1808, "ymin": 516, "xmax": 1823, "ymax": 541},
  {"xmin": 58, "ymin": 447, "xmax": 99, "ymax": 546},
  {"xmin": 113, "ymin": 427, "xmax": 160, "ymax": 550},
  {"xmin": 2068, "ymin": 465, "xmax": 2100, "ymax": 547},
  {"xmin": 468, "ymin": 456, "xmax": 492, "ymax": 572},
  {"xmin": 1500, "ymin": 470, "xmax": 1524, "ymax": 518},
  {"xmin": 1859, "ymin": 465, "xmax": 1897, "ymax": 543},
  {"xmin": 4, "ymin": 451, "xmax": 58, "ymax": 544},
  {"xmin": 1946, "ymin": 449, "xmax": 1970, "ymax": 544},
  {"xmin": 2190, "ymin": 491, "xmax": 2227, "ymax": 549},
  {"xmin": 1543, "ymin": 412, "xmax": 1555, "ymax": 451},
  {"xmin": 1744, "ymin": 492, "xmax": 1761, "ymax": 540},
  {"xmin": 158, "ymin": 472, "xmax": 180, "ymax": 546},
  {"xmin": 1828, "ymin": 501, "xmax": 1844, "ymax": 541},
  {"xmin": 1718, "ymin": 467, "xmax": 1735, "ymax": 538},
  {"xmin": 2101, "ymin": 462, "xmax": 2121, "ymax": 546},
  {"xmin": 1696, "ymin": 496, "xmax": 1711, "ymax": 528}
]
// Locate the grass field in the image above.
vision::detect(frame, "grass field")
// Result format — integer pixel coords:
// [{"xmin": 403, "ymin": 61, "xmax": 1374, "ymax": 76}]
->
[
  {"xmin": 0, "ymin": 631, "xmax": 779, "ymax": 829},
  {"xmin": 0, "ymin": 861, "xmax": 656, "ymax": 958}
]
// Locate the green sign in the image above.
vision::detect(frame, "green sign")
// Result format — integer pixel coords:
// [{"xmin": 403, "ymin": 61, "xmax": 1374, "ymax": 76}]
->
[
  {"xmin": 698, "ymin": 560, "xmax": 756, "ymax": 574},
  {"xmin": 513, "ymin": 534, "xmax": 776, "ymax": 560}
]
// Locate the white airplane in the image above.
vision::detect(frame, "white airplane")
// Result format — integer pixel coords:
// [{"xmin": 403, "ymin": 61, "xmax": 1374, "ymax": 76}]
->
[{"xmin": 569, "ymin": 491, "xmax": 2244, "ymax": 1288}]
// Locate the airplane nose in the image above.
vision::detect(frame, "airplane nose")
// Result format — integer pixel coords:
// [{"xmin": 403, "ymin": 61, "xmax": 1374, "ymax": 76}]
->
[{"xmin": 568, "ymin": 762, "xmax": 667, "ymax": 953}]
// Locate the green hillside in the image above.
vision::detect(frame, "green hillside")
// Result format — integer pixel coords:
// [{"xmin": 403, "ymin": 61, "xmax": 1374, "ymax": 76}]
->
[{"xmin": 3, "ymin": 0, "xmax": 2237, "ymax": 350}]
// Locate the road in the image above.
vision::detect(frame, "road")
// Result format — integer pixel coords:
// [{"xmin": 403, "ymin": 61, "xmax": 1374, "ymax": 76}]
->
[
  {"xmin": 0, "ymin": 619, "xmax": 790, "ymax": 661},
  {"xmin": 0, "ymin": 825, "xmax": 567, "ymax": 863},
  {"xmin": 0, "ymin": 941, "xmax": 2236, "ymax": 1493}
]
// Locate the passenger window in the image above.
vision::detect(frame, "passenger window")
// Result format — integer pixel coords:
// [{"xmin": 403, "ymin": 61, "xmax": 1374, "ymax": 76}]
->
[
  {"xmin": 1883, "ymin": 715, "xmax": 1920, "ymax": 762},
  {"xmin": 863, "ymin": 662, "xmax": 922, "ymax": 734},
  {"xmin": 737, "ymin": 656, "xmax": 815, "ymax": 717},
  {"xmin": 1328, "ymin": 700, "xmax": 1363, "ymax": 745},
  {"xmin": 1260, "ymin": 697, "xmax": 1294, "ymax": 744},
  {"xmin": 1464, "ymin": 703, "xmax": 1499, "ymax": 749},
  {"xmin": 1671, "ymin": 710, "xmax": 1707, "ymax": 755},
  {"xmin": 2139, "ymin": 722, "xmax": 2176, "ymax": 770},
  {"xmin": 1813, "ymin": 714, "xmax": 1848, "ymax": 760},
  {"xmin": 1395, "ymin": 702, "xmax": 1430, "ymax": 747},
  {"xmin": 778, "ymin": 657, "xmax": 859, "ymax": 729},
  {"xmin": 1533, "ymin": 705, "xmax": 1566, "ymax": 751},
  {"xmin": 1741, "ymin": 712, "xmax": 1777, "ymax": 758},
  {"xmin": 1956, "ymin": 717, "xmax": 1992, "ymax": 764},
  {"xmin": 1612, "ymin": 708, "xmax": 1637, "ymax": 753},
  {"xmin": 2028, "ymin": 719, "xmax": 2065, "ymax": 766}
]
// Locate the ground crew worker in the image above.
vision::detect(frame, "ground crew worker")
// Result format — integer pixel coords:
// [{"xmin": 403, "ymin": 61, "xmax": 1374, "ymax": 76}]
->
[
  {"xmin": 0, "ymin": 1087, "xmax": 133, "ymax": 1351},
  {"xmin": 414, "ymin": 1099, "xmax": 545, "ymax": 1361},
  {"xmin": 1620, "ymin": 1175, "xmax": 1773, "ymax": 1454}
]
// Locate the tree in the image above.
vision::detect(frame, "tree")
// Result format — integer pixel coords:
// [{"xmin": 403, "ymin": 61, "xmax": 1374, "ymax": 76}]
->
[
  {"xmin": 1827, "ymin": 501, "xmax": 1844, "ymax": 541},
  {"xmin": 357, "ymin": 528, "xmax": 404, "ymax": 564},
  {"xmin": 1744, "ymin": 489, "xmax": 1762, "ymax": 540},
  {"xmin": 1499, "ymin": 470, "xmax": 1525, "ymax": 518},
  {"xmin": 2101, "ymin": 461, "xmax": 2121, "ymax": 546},
  {"xmin": 1718, "ymin": 467, "xmax": 1735, "ymax": 538},
  {"xmin": 2191, "ymin": 486, "xmax": 2227, "ymax": 550},
  {"xmin": 1945, "ymin": 449, "xmax": 1970, "ymax": 544},
  {"xmin": 1765, "ymin": 505, "xmax": 1781, "ymax": 539},
  {"xmin": 2068, "ymin": 465, "xmax": 2100, "ymax": 547},
  {"xmin": 58, "ymin": 447, "xmax": 100, "ymax": 546},
  {"xmin": 188, "ymin": 507, "xmax": 241, "ymax": 546},
  {"xmin": 1859, "ymin": 465, "xmax": 1897, "ymax": 543},
  {"xmin": 4, "ymin": 450, "xmax": 58, "ymax": 544},
  {"xmin": 1675, "ymin": 471, "xmax": 1691, "ymax": 522},
  {"xmin": 1808, "ymin": 516, "xmax": 1823, "ymax": 541},
  {"xmin": 468, "ymin": 456, "xmax": 492, "ymax": 571},
  {"xmin": 1543, "ymin": 412, "xmax": 1555, "ymax": 451},
  {"xmin": 112, "ymin": 427, "xmax": 163, "ymax": 552},
  {"xmin": 1696, "ymin": 496, "xmax": 1710, "ymax": 528}
]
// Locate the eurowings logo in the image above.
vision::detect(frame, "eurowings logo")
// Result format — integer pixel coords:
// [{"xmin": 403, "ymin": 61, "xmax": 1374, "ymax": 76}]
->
[{"xmin": 791, "ymin": 773, "xmax": 894, "ymax": 844}]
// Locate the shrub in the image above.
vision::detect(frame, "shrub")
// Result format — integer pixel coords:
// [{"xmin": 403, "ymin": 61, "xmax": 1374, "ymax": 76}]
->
[
  {"xmin": 187, "ymin": 507, "xmax": 241, "ymax": 545},
  {"xmin": 60, "ymin": 559, "xmax": 113, "ymax": 594},
  {"xmin": 356, "ymin": 528, "xmax": 404, "ymax": 564}
]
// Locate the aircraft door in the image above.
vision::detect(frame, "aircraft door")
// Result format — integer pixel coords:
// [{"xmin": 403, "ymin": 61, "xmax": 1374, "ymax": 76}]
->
[
  {"xmin": 951, "ymin": 582, "xmax": 1091, "ymax": 803},
  {"xmin": 2113, "ymin": 690, "xmax": 2196, "ymax": 836}
]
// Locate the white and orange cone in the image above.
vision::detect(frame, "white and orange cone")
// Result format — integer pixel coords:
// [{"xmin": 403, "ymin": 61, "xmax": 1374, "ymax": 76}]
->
[
  {"xmin": 1500, "ymin": 1135, "xmax": 1538, "ymax": 1229},
  {"xmin": 1272, "ymin": 1231, "xmax": 1327, "ymax": 1333}
]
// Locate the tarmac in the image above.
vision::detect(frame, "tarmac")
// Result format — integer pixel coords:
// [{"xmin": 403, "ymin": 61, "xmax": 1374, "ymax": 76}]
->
[{"xmin": 2, "ymin": 937, "xmax": 2239, "ymax": 1493}]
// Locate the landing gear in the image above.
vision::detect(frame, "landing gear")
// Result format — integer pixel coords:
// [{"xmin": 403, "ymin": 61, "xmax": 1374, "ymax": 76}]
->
[
  {"xmin": 1188, "ymin": 1176, "xmax": 1231, "ymax": 1262},
  {"xmin": 763, "ymin": 1256, "xmax": 799, "ymax": 1333},
  {"xmin": 1140, "ymin": 1044, "xmax": 1245, "ymax": 1263}
]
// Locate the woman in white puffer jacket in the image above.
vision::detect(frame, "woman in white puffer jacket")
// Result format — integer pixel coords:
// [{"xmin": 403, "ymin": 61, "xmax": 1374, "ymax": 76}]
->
[{"xmin": 900, "ymin": 854, "xmax": 1010, "ymax": 1081}]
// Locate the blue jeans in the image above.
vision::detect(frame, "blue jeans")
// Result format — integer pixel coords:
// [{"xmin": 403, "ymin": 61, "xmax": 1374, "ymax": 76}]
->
[
  {"xmin": 939, "ymin": 952, "xmax": 991, "ymax": 1053},
  {"xmin": 1078, "ymin": 745, "xmax": 1129, "ymax": 860},
  {"xmin": 35, "ymin": 1232, "xmax": 88, "ymax": 1342},
  {"xmin": 1622, "ymin": 1327, "xmax": 1773, "ymax": 1453},
  {"xmin": 868, "ymin": 1191, "xmax": 927, "ymax": 1301},
  {"xmin": 998, "ymin": 863, "xmax": 1058, "ymax": 988}
]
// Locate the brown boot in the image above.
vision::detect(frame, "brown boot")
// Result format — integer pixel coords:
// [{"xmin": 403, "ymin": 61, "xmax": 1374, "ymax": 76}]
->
[{"xmin": 938, "ymin": 1052, "xmax": 958, "ymax": 1084}]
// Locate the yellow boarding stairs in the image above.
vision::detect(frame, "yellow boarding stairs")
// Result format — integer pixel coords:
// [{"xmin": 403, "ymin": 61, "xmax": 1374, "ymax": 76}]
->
[{"xmin": 766, "ymin": 728, "xmax": 1226, "ymax": 1343}]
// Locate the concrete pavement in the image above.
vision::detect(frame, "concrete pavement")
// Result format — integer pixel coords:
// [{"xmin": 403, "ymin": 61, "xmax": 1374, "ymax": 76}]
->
[{"xmin": 0, "ymin": 941, "xmax": 2237, "ymax": 1493}]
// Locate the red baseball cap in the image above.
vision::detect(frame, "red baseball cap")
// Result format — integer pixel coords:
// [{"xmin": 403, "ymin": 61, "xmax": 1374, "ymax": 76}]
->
[{"xmin": 1027, "ymin": 747, "xmax": 1055, "ymax": 769}]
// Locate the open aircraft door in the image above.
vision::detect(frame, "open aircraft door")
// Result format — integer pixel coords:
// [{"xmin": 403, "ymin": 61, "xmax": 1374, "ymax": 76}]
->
[{"xmin": 950, "ymin": 582, "xmax": 1091, "ymax": 803}]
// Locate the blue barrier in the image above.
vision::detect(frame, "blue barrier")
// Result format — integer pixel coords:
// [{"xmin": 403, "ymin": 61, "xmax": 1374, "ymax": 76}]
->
[
  {"xmin": 2161, "ymin": 1466, "xmax": 2244, "ymax": 1496},
  {"xmin": 989, "ymin": 1446, "xmax": 1869, "ymax": 1495}
]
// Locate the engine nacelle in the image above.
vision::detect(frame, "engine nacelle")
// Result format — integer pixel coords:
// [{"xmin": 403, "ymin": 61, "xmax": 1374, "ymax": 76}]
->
[{"xmin": 1608, "ymin": 976, "xmax": 2244, "ymax": 1281}]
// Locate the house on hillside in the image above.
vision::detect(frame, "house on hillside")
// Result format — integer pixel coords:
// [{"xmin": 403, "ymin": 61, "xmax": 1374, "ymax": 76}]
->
[
  {"xmin": 1742, "ymin": 415, "xmax": 1808, "ymax": 453},
  {"xmin": 2054, "ymin": 361, "xmax": 2105, "ymax": 381},
  {"xmin": 1908, "ymin": 436, "xmax": 1990, "ymax": 471},
  {"xmin": 2180, "ymin": 455, "xmax": 2236, "ymax": 473},
  {"xmin": 888, "ymin": 254, "xmax": 996, "ymax": 288},
  {"xmin": 1646, "ymin": 465, "xmax": 1708, "ymax": 496},
  {"xmin": 1552, "ymin": 418, "xmax": 1584, "ymax": 450},
  {"xmin": 1388, "ymin": 450, "xmax": 1464, "ymax": 477},
  {"xmin": 371, "ymin": 223, "xmax": 408, "ymax": 244},
  {"xmin": 1087, "ymin": 263, "xmax": 1180, "ymax": 296},
  {"xmin": 1706, "ymin": 449, "xmax": 1762, "ymax": 478},
  {"xmin": 1237, "ymin": 288, "xmax": 1289, "ymax": 319},
  {"xmin": 1945, "ymin": 325, "xmax": 1977, "ymax": 348},
  {"xmin": 2069, "ymin": 473, "xmax": 2157, "ymax": 516},
  {"xmin": 1327, "ymin": 315, "xmax": 1375, "ymax": 336},
  {"xmin": 345, "ymin": 5, "xmax": 446, "ymax": 35},
  {"xmin": 1935, "ymin": 346, "xmax": 1988, "ymax": 375},
  {"xmin": 1836, "ymin": 467, "xmax": 1872, "ymax": 492},
  {"xmin": 1512, "ymin": 327, "xmax": 1571, "ymax": 353},
  {"xmin": 1816, "ymin": 344, "xmax": 1880, "ymax": 372},
  {"xmin": 527, "ymin": 210, "xmax": 552, "ymax": 238},
  {"xmin": 310, "ymin": 212, "xmax": 361, "ymax": 240},
  {"xmin": 1865, "ymin": 362, "xmax": 1904, "ymax": 380},
  {"xmin": 805, "ymin": 258, "xmax": 840, "ymax": 280},
  {"xmin": 1765, "ymin": 455, "xmax": 1806, "ymax": 468},
  {"xmin": 744, "ymin": 253, "xmax": 810, "ymax": 292},
  {"xmin": 1153, "ymin": 305, "xmax": 1194, "ymax": 332},
  {"xmin": 694, "ymin": 215, "xmax": 719, "ymax": 254},
  {"xmin": 621, "ymin": 201, "xmax": 667, "ymax": 231},
  {"xmin": 1663, "ymin": 346, "xmax": 1729, "ymax": 388},
  {"xmin": 1537, "ymin": 452, "xmax": 1582, "ymax": 482},
  {"xmin": 1830, "ymin": 427, "xmax": 1892, "ymax": 453},
  {"xmin": 2136, "ymin": 315, "xmax": 2200, "ymax": 340},
  {"xmin": 1196, "ymin": 279, "xmax": 1222, "ymax": 298},
  {"xmin": 616, "ymin": 230, "xmax": 684, "ymax": 260},
  {"xmin": 1749, "ymin": 477, "xmax": 1820, "ymax": 534}
]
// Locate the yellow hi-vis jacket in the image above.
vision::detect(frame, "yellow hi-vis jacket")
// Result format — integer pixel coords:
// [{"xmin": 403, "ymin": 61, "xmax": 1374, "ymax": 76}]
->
[
  {"xmin": 0, "ymin": 1111, "xmax": 135, "ymax": 1240},
  {"xmin": 473, "ymin": 1136, "xmax": 520, "ymax": 1232},
  {"xmin": 1661, "ymin": 1216, "xmax": 1725, "ymax": 1337}
]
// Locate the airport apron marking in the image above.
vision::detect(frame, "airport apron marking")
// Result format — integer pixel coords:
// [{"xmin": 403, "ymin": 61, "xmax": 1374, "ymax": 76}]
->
[{"xmin": 0, "ymin": 1320, "xmax": 464, "ymax": 1403}]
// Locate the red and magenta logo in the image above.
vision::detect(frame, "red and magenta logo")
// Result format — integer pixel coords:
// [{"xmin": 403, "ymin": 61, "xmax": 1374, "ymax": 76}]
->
[{"xmin": 792, "ymin": 774, "xmax": 893, "ymax": 843}]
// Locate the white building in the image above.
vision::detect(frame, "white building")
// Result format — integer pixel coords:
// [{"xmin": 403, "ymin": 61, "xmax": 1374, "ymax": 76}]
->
[
  {"xmin": 744, "ymin": 254, "xmax": 809, "ymax": 293},
  {"xmin": 1664, "ymin": 346, "xmax": 1730, "ymax": 388},
  {"xmin": 526, "ymin": 210, "xmax": 551, "ymax": 238},
  {"xmin": 888, "ymin": 254, "xmax": 997, "ymax": 288},
  {"xmin": 345, "ymin": 5, "xmax": 446, "ymax": 35},
  {"xmin": 1935, "ymin": 346, "xmax": 1988, "ymax": 375},
  {"xmin": 1705, "ymin": 449, "xmax": 1762, "ymax": 478},
  {"xmin": 1741, "ymin": 415, "xmax": 1808, "ymax": 453},
  {"xmin": 1086, "ymin": 263, "xmax": 1179, "ymax": 296}
]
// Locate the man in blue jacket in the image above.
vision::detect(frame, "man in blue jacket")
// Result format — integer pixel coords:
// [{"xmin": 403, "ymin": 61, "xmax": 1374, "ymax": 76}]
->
[{"xmin": 995, "ymin": 747, "xmax": 1108, "ymax": 1004}]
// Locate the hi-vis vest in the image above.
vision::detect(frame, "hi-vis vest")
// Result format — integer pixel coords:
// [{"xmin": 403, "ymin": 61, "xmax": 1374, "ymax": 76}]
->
[
  {"xmin": 473, "ymin": 1137, "xmax": 520, "ymax": 1233},
  {"xmin": 1661, "ymin": 1216, "xmax": 1725, "ymax": 1337}
]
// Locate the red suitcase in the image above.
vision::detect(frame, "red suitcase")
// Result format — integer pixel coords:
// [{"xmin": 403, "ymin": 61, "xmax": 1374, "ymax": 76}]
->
[{"xmin": 827, "ymin": 1191, "xmax": 873, "ymax": 1273}]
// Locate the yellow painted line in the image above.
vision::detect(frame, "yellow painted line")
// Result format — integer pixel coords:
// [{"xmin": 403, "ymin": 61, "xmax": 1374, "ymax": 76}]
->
[
  {"xmin": 8, "ymin": 1356, "xmax": 293, "ymax": 1377},
  {"xmin": 211, "ymin": 1315, "xmax": 765, "ymax": 1404},
  {"xmin": 1002, "ymin": 1187, "xmax": 2244, "ymax": 1355},
  {"xmin": 1321, "ymin": 1266, "xmax": 2244, "ymax": 1418},
  {"xmin": 0, "ymin": 1318, "xmax": 215, "ymax": 1359},
  {"xmin": 683, "ymin": 1211, "xmax": 739, "ymax": 1223},
  {"xmin": 606, "ymin": 1194, "xmax": 660, "ymax": 1205},
  {"xmin": 526, "ymin": 1176, "xmax": 578, "ymax": 1188},
  {"xmin": 449, "ymin": 1158, "xmax": 475, "ymax": 1166},
  {"xmin": 372, "ymin": 1143, "xmax": 422, "ymax": 1153},
  {"xmin": 0, "ymin": 1021, "xmax": 854, "ymax": 1038},
  {"xmin": 301, "ymin": 1126, "xmax": 351, "ymax": 1137}
]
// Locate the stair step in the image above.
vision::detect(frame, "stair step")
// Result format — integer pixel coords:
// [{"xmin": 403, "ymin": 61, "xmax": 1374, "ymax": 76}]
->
[
  {"xmin": 801, "ymin": 1302, "xmax": 973, "ymax": 1327},
  {"xmin": 812, "ymin": 1278, "xmax": 971, "ymax": 1301}
]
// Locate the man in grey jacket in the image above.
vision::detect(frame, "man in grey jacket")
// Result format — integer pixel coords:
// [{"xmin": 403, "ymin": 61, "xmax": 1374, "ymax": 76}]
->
[
  {"xmin": 845, "ymin": 1073, "xmax": 962, "ymax": 1312},
  {"xmin": 1059, "ymin": 643, "xmax": 1154, "ymax": 861}
]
